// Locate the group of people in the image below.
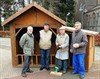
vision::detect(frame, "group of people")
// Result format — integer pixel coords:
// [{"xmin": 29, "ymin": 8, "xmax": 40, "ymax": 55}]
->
[{"xmin": 19, "ymin": 21, "xmax": 88, "ymax": 79}]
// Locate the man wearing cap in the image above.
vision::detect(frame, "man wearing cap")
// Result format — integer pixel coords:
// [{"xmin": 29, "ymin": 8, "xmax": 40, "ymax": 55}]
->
[
  {"xmin": 70, "ymin": 22, "xmax": 88, "ymax": 79},
  {"xmin": 55, "ymin": 26, "xmax": 69, "ymax": 74},
  {"xmin": 36, "ymin": 23, "xmax": 55, "ymax": 71},
  {"xmin": 19, "ymin": 26, "xmax": 34, "ymax": 77}
]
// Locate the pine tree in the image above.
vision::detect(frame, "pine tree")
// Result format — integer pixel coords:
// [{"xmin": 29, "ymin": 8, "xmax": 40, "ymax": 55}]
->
[
  {"xmin": 52, "ymin": 0, "xmax": 75, "ymax": 27},
  {"xmin": 66, "ymin": 0, "xmax": 75, "ymax": 27},
  {"xmin": 0, "ymin": 0, "xmax": 13, "ymax": 30}
]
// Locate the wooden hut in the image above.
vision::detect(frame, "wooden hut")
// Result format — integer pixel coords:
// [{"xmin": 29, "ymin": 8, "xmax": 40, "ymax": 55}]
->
[{"xmin": 2, "ymin": 2, "xmax": 99, "ymax": 71}]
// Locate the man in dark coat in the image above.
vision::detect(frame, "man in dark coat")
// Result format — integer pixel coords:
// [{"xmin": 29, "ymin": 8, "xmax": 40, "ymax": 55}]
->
[{"xmin": 70, "ymin": 22, "xmax": 88, "ymax": 79}]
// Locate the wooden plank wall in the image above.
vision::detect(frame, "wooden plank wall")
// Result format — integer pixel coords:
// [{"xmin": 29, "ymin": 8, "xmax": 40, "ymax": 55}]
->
[{"xmin": 88, "ymin": 36, "xmax": 95, "ymax": 68}]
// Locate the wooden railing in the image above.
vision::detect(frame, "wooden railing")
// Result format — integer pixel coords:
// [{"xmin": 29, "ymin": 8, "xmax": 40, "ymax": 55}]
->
[{"xmin": 17, "ymin": 54, "xmax": 56, "ymax": 67}]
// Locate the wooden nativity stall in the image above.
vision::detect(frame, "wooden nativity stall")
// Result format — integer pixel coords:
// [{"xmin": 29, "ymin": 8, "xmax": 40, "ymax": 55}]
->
[{"xmin": 2, "ymin": 2, "xmax": 99, "ymax": 71}]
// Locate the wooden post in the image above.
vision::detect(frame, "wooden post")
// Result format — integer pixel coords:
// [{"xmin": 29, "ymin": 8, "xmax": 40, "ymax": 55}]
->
[{"xmin": 10, "ymin": 24, "xmax": 18, "ymax": 66}]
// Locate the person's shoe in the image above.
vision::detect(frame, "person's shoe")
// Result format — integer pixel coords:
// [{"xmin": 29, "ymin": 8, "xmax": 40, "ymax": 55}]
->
[
  {"xmin": 21, "ymin": 73, "xmax": 27, "ymax": 77},
  {"xmin": 46, "ymin": 67, "xmax": 50, "ymax": 71},
  {"xmin": 71, "ymin": 71, "xmax": 79, "ymax": 74},
  {"xmin": 40, "ymin": 67, "xmax": 44, "ymax": 71},
  {"xmin": 80, "ymin": 75, "xmax": 85, "ymax": 79},
  {"xmin": 26, "ymin": 70, "xmax": 33, "ymax": 73},
  {"xmin": 62, "ymin": 71, "xmax": 67, "ymax": 74}
]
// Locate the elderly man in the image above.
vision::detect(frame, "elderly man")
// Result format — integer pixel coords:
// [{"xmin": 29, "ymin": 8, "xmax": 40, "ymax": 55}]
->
[
  {"xmin": 70, "ymin": 22, "xmax": 88, "ymax": 79},
  {"xmin": 19, "ymin": 26, "xmax": 34, "ymax": 77},
  {"xmin": 36, "ymin": 23, "xmax": 55, "ymax": 71},
  {"xmin": 55, "ymin": 26, "xmax": 69, "ymax": 74}
]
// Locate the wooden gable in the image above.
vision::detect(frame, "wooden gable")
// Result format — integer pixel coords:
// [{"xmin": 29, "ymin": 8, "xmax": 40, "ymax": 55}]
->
[{"xmin": 2, "ymin": 2, "xmax": 66, "ymax": 27}]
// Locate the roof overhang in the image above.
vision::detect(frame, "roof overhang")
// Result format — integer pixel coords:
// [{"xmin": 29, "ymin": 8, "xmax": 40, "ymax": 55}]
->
[
  {"xmin": 64, "ymin": 26, "xmax": 99, "ymax": 36},
  {"xmin": 2, "ymin": 2, "xmax": 66, "ymax": 26}
]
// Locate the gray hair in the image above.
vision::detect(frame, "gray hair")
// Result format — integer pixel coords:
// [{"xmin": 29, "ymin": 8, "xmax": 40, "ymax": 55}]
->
[
  {"xmin": 75, "ymin": 21, "xmax": 81, "ymax": 27},
  {"xmin": 27, "ymin": 26, "xmax": 33, "ymax": 30}
]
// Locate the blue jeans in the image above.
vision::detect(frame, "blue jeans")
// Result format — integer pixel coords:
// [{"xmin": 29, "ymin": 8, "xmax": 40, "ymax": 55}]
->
[
  {"xmin": 40, "ymin": 49, "xmax": 50, "ymax": 68},
  {"xmin": 58, "ymin": 59, "xmax": 68, "ymax": 71},
  {"xmin": 73, "ymin": 53, "xmax": 85, "ymax": 76}
]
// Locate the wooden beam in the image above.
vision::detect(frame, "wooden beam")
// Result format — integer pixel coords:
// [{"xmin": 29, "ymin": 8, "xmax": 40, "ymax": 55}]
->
[
  {"xmin": 10, "ymin": 24, "xmax": 18, "ymax": 66},
  {"xmin": 15, "ymin": 28, "xmax": 23, "ymax": 36},
  {"xmin": 50, "ymin": 28, "xmax": 57, "ymax": 36}
]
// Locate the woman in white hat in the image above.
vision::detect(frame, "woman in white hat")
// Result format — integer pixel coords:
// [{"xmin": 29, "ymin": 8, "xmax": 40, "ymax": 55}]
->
[{"xmin": 55, "ymin": 26, "xmax": 69, "ymax": 74}]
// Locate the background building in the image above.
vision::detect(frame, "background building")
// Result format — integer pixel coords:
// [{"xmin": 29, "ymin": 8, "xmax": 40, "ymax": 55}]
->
[
  {"xmin": 75, "ymin": 0, "xmax": 100, "ymax": 31},
  {"xmin": 84, "ymin": 6, "xmax": 100, "ymax": 32}
]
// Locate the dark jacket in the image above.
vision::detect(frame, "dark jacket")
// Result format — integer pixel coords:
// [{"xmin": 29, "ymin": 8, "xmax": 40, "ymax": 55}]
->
[{"xmin": 71, "ymin": 30, "xmax": 88, "ymax": 54}]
